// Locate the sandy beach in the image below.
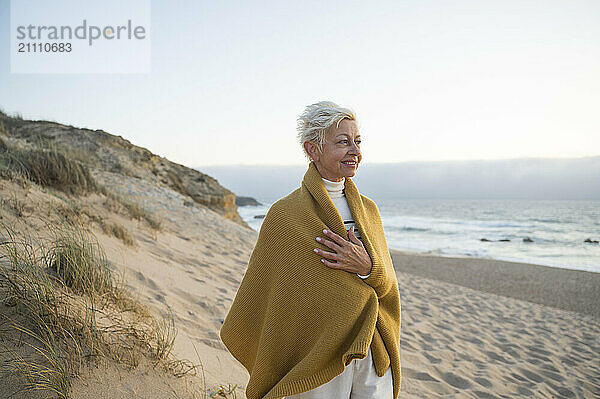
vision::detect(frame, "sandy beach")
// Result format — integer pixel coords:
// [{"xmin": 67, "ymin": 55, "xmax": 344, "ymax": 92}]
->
[{"xmin": 390, "ymin": 250, "xmax": 600, "ymax": 398}]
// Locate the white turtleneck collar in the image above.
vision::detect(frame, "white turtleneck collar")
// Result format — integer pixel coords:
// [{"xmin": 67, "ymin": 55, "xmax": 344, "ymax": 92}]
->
[{"xmin": 322, "ymin": 177, "xmax": 345, "ymax": 199}]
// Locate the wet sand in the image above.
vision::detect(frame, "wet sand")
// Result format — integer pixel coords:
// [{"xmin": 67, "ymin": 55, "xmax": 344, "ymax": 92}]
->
[{"xmin": 390, "ymin": 249, "xmax": 600, "ymax": 318}]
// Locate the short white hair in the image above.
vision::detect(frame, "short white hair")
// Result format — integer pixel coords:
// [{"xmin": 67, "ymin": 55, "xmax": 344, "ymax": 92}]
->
[{"xmin": 296, "ymin": 101, "xmax": 357, "ymax": 161}]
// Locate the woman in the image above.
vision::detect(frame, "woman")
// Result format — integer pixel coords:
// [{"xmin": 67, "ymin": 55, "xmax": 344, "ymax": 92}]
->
[{"xmin": 220, "ymin": 101, "xmax": 401, "ymax": 399}]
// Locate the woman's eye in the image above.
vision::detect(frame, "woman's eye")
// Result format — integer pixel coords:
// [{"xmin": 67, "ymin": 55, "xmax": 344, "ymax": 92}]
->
[{"xmin": 338, "ymin": 139, "xmax": 360, "ymax": 145}]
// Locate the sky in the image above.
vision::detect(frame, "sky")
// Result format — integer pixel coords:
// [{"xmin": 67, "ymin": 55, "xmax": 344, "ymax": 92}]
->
[{"xmin": 1, "ymin": 0, "xmax": 599, "ymax": 167}]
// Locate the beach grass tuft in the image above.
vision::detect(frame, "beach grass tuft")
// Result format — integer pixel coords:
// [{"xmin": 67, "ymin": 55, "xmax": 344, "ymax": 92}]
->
[
  {"xmin": 103, "ymin": 190, "xmax": 163, "ymax": 232},
  {"xmin": 100, "ymin": 220, "xmax": 136, "ymax": 247},
  {"xmin": 0, "ymin": 145, "xmax": 97, "ymax": 196}
]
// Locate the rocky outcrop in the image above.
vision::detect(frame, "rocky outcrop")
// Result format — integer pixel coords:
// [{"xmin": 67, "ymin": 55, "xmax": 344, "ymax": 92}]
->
[
  {"xmin": 0, "ymin": 112, "xmax": 248, "ymax": 227},
  {"xmin": 235, "ymin": 196, "xmax": 262, "ymax": 206}
]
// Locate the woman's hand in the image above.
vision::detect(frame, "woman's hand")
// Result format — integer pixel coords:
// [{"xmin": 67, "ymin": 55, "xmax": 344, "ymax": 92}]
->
[{"xmin": 314, "ymin": 226, "xmax": 372, "ymax": 276}]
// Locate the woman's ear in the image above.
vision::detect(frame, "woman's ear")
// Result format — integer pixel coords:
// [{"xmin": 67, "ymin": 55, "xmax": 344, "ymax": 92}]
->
[{"xmin": 304, "ymin": 141, "xmax": 319, "ymax": 162}]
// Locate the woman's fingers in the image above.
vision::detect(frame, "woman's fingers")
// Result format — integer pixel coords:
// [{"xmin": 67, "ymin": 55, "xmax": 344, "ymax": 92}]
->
[
  {"xmin": 321, "ymin": 229, "xmax": 347, "ymax": 246},
  {"xmin": 348, "ymin": 226, "xmax": 362, "ymax": 245},
  {"xmin": 314, "ymin": 247, "xmax": 341, "ymax": 261},
  {"xmin": 315, "ymin": 235, "xmax": 341, "ymax": 250},
  {"xmin": 321, "ymin": 258, "xmax": 342, "ymax": 269}
]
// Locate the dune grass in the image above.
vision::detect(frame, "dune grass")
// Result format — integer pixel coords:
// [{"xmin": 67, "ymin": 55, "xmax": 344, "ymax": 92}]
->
[
  {"xmin": 0, "ymin": 134, "xmax": 159, "ymax": 242},
  {"xmin": 103, "ymin": 190, "xmax": 163, "ymax": 232},
  {"xmin": 0, "ymin": 216, "xmax": 193, "ymax": 398},
  {"xmin": 47, "ymin": 223, "xmax": 113, "ymax": 295},
  {"xmin": 3, "ymin": 191, "xmax": 28, "ymax": 217},
  {"xmin": 0, "ymin": 123, "xmax": 161, "ymax": 234},
  {"xmin": 0, "ymin": 144, "xmax": 97, "ymax": 196},
  {"xmin": 99, "ymin": 221, "xmax": 136, "ymax": 246}
]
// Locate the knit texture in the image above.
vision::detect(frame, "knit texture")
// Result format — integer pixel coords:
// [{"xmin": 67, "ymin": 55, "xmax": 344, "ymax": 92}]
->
[{"xmin": 220, "ymin": 161, "xmax": 402, "ymax": 399}]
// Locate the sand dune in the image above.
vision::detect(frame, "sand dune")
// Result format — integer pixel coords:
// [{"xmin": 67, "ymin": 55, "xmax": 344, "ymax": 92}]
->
[{"xmin": 0, "ymin": 172, "xmax": 255, "ymax": 397}]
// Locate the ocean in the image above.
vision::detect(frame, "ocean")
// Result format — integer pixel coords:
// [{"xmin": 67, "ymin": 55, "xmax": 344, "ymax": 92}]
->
[{"xmin": 238, "ymin": 199, "xmax": 600, "ymax": 273}]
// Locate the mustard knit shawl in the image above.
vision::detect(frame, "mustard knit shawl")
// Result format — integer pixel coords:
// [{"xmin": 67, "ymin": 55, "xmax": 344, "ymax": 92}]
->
[{"xmin": 220, "ymin": 161, "xmax": 402, "ymax": 399}]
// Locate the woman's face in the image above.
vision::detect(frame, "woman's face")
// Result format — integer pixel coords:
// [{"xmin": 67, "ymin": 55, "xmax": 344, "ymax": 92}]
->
[{"xmin": 305, "ymin": 118, "xmax": 362, "ymax": 182}]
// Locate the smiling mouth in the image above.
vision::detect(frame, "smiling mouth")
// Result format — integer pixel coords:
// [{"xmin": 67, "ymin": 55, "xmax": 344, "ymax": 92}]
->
[{"xmin": 341, "ymin": 161, "xmax": 357, "ymax": 166}]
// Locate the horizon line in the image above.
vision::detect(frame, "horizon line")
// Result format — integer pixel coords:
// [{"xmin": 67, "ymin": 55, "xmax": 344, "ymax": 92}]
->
[{"xmin": 194, "ymin": 154, "xmax": 600, "ymax": 168}]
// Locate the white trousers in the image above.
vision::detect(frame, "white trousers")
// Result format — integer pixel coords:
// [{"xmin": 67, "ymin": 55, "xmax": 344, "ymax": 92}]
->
[{"xmin": 284, "ymin": 347, "xmax": 394, "ymax": 399}]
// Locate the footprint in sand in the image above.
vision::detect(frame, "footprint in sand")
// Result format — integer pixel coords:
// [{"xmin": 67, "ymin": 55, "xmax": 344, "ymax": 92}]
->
[
  {"xmin": 154, "ymin": 293, "xmax": 166, "ymax": 303},
  {"xmin": 485, "ymin": 350, "xmax": 513, "ymax": 364},
  {"xmin": 473, "ymin": 377, "xmax": 492, "ymax": 389},
  {"xmin": 441, "ymin": 372, "xmax": 472, "ymax": 389},
  {"xmin": 518, "ymin": 368, "xmax": 544, "ymax": 384},
  {"xmin": 135, "ymin": 271, "xmax": 160, "ymax": 290},
  {"xmin": 401, "ymin": 367, "xmax": 439, "ymax": 382}
]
